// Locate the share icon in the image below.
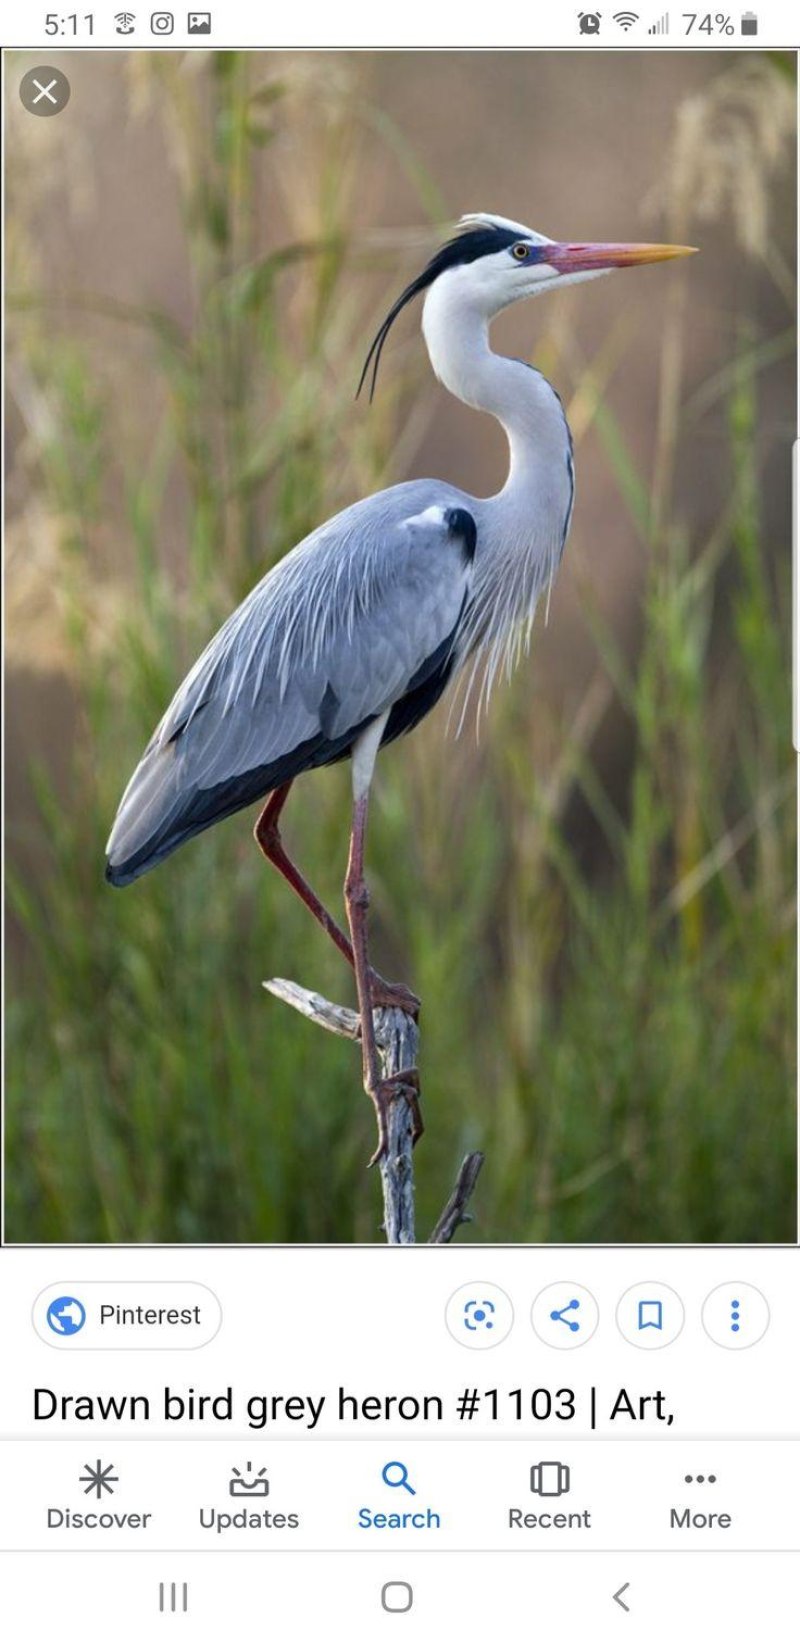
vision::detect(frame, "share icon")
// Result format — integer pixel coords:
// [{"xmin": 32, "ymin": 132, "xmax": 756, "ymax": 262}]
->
[
  {"xmin": 549, "ymin": 1298, "xmax": 581, "ymax": 1333},
  {"xmin": 531, "ymin": 1282, "xmax": 600, "ymax": 1349}
]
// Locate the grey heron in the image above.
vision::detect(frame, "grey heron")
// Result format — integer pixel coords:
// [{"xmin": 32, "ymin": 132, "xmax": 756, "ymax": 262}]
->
[{"xmin": 106, "ymin": 212, "xmax": 694, "ymax": 1162}]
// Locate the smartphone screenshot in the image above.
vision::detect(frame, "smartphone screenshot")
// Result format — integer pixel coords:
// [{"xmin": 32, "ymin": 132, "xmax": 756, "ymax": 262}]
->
[{"xmin": 3, "ymin": 5, "xmax": 798, "ymax": 1636}]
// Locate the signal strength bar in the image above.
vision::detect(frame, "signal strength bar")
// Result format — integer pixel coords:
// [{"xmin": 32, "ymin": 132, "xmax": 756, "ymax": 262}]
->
[{"xmin": 648, "ymin": 11, "xmax": 669, "ymax": 30}]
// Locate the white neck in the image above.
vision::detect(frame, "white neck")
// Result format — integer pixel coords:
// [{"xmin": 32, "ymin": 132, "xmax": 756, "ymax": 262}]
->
[
  {"xmin": 420, "ymin": 271, "xmax": 575, "ymax": 693},
  {"xmin": 421, "ymin": 275, "xmax": 572, "ymax": 507}
]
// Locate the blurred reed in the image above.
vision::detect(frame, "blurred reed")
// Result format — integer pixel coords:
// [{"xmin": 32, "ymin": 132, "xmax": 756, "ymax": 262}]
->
[{"xmin": 5, "ymin": 52, "xmax": 796, "ymax": 1243}]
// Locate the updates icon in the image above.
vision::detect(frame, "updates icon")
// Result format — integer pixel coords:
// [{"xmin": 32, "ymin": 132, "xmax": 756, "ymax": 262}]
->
[{"xmin": 229, "ymin": 1462, "xmax": 269, "ymax": 1497}]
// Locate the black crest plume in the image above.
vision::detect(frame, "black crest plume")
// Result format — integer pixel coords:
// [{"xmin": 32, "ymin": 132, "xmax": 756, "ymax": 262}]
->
[{"xmin": 356, "ymin": 221, "xmax": 520, "ymax": 402}]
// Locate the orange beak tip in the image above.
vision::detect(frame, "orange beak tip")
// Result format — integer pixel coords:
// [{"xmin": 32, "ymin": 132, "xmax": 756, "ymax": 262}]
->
[{"xmin": 614, "ymin": 242, "xmax": 699, "ymax": 267}]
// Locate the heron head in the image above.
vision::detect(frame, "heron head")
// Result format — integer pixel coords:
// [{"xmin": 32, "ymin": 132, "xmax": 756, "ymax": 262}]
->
[{"xmin": 358, "ymin": 213, "xmax": 696, "ymax": 400}]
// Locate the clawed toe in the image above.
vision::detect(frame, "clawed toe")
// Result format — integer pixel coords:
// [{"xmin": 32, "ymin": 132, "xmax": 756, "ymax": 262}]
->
[
  {"xmin": 367, "ymin": 971, "xmax": 421, "ymax": 1020},
  {"xmin": 367, "ymin": 1069, "xmax": 423, "ymax": 1167}
]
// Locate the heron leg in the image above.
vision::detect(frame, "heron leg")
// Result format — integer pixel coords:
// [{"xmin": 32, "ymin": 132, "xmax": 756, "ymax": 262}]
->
[
  {"xmin": 344, "ymin": 783, "xmax": 422, "ymax": 1167},
  {"xmin": 254, "ymin": 783, "xmax": 420, "ymax": 1018},
  {"xmin": 255, "ymin": 782, "xmax": 354, "ymax": 967}
]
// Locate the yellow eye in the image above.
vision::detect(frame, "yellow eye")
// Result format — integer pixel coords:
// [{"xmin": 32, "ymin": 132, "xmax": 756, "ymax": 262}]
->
[{"xmin": 512, "ymin": 242, "xmax": 529, "ymax": 261}]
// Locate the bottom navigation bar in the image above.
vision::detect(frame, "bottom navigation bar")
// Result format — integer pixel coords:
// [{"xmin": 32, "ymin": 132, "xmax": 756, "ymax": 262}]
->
[
  {"xmin": 0, "ymin": 1439, "xmax": 795, "ymax": 1552},
  {"xmin": 0, "ymin": 1551, "xmax": 795, "ymax": 1641}
]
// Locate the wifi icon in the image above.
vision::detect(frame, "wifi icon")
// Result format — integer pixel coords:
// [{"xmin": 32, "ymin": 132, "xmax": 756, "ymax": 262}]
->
[{"xmin": 613, "ymin": 9, "xmax": 640, "ymax": 25}]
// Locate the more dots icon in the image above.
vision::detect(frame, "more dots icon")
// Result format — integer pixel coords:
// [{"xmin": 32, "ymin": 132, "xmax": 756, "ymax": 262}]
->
[{"xmin": 702, "ymin": 1283, "xmax": 769, "ymax": 1349}]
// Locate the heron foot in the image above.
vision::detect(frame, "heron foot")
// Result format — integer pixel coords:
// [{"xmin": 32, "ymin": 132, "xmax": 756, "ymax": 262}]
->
[
  {"xmin": 367, "ymin": 1069, "xmax": 423, "ymax": 1168},
  {"xmin": 367, "ymin": 971, "xmax": 421, "ymax": 1020}
]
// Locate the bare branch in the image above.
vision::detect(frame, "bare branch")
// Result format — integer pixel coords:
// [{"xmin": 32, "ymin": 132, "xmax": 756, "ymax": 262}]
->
[
  {"xmin": 265, "ymin": 981, "xmax": 484, "ymax": 1247},
  {"xmin": 373, "ymin": 1006, "xmax": 419, "ymax": 1245},
  {"xmin": 263, "ymin": 978, "xmax": 360, "ymax": 1039},
  {"xmin": 264, "ymin": 981, "xmax": 419, "ymax": 1244},
  {"xmin": 429, "ymin": 1152, "xmax": 485, "ymax": 1244}
]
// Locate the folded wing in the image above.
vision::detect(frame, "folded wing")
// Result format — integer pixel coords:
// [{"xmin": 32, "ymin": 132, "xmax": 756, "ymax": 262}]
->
[{"xmin": 105, "ymin": 491, "xmax": 476, "ymax": 885}]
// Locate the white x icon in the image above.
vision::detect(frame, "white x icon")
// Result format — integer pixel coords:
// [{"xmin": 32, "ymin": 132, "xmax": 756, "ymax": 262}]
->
[{"xmin": 32, "ymin": 78, "xmax": 59, "ymax": 106}]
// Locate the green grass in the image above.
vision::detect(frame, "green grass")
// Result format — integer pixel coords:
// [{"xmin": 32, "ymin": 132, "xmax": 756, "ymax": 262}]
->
[{"xmin": 5, "ymin": 52, "xmax": 796, "ymax": 1243}]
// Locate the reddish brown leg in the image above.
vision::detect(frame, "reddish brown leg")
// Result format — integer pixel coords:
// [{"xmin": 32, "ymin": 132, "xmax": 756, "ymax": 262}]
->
[
  {"xmin": 344, "ymin": 790, "xmax": 422, "ymax": 1166},
  {"xmin": 255, "ymin": 782, "xmax": 354, "ymax": 966},
  {"xmin": 254, "ymin": 784, "xmax": 420, "ymax": 1018}
]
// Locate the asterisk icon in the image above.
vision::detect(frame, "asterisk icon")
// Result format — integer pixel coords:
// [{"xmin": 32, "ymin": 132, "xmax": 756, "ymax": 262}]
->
[{"xmin": 79, "ymin": 1459, "xmax": 119, "ymax": 1499}]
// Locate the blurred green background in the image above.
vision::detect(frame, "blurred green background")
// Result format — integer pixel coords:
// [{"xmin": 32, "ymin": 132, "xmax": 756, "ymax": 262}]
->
[{"xmin": 5, "ymin": 50, "xmax": 797, "ymax": 1243}]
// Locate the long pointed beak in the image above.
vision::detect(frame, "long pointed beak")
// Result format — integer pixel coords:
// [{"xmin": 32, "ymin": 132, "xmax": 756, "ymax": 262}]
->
[{"xmin": 545, "ymin": 242, "xmax": 698, "ymax": 273}]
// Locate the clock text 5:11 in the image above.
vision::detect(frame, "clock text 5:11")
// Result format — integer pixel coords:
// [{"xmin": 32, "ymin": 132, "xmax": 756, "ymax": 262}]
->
[{"xmin": 45, "ymin": 13, "xmax": 94, "ymax": 34}]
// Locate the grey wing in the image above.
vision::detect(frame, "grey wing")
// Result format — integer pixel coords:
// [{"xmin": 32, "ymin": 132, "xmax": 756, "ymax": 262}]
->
[{"xmin": 105, "ymin": 492, "xmax": 475, "ymax": 885}]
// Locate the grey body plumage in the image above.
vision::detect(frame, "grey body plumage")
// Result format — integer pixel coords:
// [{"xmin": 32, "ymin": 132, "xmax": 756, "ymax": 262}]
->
[
  {"xmin": 106, "ymin": 212, "xmax": 693, "ymax": 890},
  {"xmin": 106, "ymin": 487, "xmax": 480, "ymax": 883}
]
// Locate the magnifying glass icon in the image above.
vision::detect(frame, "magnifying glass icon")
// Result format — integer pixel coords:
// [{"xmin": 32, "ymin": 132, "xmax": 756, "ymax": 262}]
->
[{"xmin": 381, "ymin": 1461, "xmax": 416, "ymax": 1496}]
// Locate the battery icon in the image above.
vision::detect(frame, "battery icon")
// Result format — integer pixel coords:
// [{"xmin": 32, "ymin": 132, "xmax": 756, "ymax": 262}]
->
[
  {"xmin": 741, "ymin": 11, "xmax": 758, "ymax": 31},
  {"xmin": 530, "ymin": 1461, "xmax": 571, "ymax": 1497}
]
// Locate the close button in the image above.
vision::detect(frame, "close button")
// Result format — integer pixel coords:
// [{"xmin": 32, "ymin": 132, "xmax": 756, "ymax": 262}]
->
[{"xmin": 19, "ymin": 66, "xmax": 71, "ymax": 117}]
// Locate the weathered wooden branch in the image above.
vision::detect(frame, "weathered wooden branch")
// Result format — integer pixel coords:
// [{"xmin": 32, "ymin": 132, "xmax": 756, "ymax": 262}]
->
[
  {"xmin": 429, "ymin": 1150, "xmax": 485, "ymax": 1244},
  {"xmin": 263, "ymin": 979, "xmax": 361, "ymax": 1041},
  {"xmin": 264, "ymin": 977, "xmax": 484, "ymax": 1245}
]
